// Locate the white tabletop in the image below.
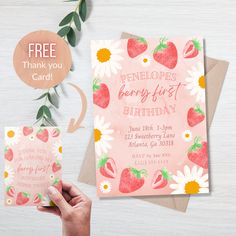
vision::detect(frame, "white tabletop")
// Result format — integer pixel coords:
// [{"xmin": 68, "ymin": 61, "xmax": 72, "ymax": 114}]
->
[{"xmin": 0, "ymin": 0, "xmax": 235, "ymax": 235}]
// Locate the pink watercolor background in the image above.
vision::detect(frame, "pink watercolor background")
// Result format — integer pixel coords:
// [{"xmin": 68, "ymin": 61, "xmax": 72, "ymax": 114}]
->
[
  {"xmin": 92, "ymin": 37, "xmax": 208, "ymax": 197},
  {"xmin": 4, "ymin": 126, "xmax": 62, "ymax": 206}
]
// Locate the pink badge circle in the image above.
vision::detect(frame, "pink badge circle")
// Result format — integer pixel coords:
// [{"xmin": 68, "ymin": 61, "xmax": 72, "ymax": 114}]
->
[{"xmin": 13, "ymin": 30, "xmax": 72, "ymax": 89}]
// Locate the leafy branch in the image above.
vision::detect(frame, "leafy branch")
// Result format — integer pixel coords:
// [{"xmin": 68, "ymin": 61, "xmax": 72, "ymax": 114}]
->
[
  {"xmin": 35, "ymin": 86, "xmax": 59, "ymax": 127},
  {"xmin": 57, "ymin": 0, "xmax": 87, "ymax": 47},
  {"xmin": 34, "ymin": 0, "xmax": 87, "ymax": 126}
]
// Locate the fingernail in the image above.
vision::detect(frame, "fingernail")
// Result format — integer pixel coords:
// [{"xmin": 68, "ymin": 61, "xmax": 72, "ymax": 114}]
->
[{"xmin": 48, "ymin": 186, "xmax": 58, "ymax": 195}]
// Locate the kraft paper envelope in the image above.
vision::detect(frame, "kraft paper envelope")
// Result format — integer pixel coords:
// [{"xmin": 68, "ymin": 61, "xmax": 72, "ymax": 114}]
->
[{"xmin": 78, "ymin": 33, "xmax": 229, "ymax": 212}]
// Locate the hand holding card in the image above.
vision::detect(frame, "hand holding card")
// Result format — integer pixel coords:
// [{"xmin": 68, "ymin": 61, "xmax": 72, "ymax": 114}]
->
[{"xmin": 4, "ymin": 126, "xmax": 62, "ymax": 206}]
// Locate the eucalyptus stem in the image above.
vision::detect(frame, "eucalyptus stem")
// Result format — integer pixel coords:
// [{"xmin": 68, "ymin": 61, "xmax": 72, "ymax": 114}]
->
[
  {"xmin": 58, "ymin": 0, "xmax": 87, "ymax": 47},
  {"xmin": 34, "ymin": 87, "xmax": 59, "ymax": 127},
  {"xmin": 33, "ymin": 0, "xmax": 88, "ymax": 127}
]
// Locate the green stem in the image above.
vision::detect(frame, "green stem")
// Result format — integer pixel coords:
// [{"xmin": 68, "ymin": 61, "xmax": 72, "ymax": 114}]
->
[{"xmin": 62, "ymin": 0, "xmax": 82, "ymax": 40}]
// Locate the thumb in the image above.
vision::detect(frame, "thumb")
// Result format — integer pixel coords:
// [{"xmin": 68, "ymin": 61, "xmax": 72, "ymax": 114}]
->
[{"xmin": 47, "ymin": 186, "xmax": 71, "ymax": 215}]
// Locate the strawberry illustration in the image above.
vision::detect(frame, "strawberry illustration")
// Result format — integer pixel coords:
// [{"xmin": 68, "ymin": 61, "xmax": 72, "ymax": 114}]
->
[
  {"xmin": 97, "ymin": 154, "xmax": 117, "ymax": 178},
  {"xmin": 4, "ymin": 147, "xmax": 13, "ymax": 161},
  {"xmin": 51, "ymin": 128, "xmax": 60, "ymax": 138},
  {"xmin": 23, "ymin": 126, "xmax": 33, "ymax": 136},
  {"xmin": 153, "ymin": 37, "xmax": 178, "ymax": 69},
  {"xmin": 119, "ymin": 167, "xmax": 147, "ymax": 193},
  {"xmin": 16, "ymin": 192, "xmax": 30, "ymax": 205},
  {"xmin": 53, "ymin": 178, "xmax": 62, "ymax": 192},
  {"xmin": 187, "ymin": 104, "xmax": 205, "ymax": 127},
  {"xmin": 127, "ymin": 37, "xmax": 148, "ymax": 58},
  {"xmin": 152, "ymin": 168, "xmax": 172, "ymax": 189},
  {"xmin": 52, "ymin": 161, "xmax": 62, "ymax": 173},
  {"xmin": 36, "ymin": 128, "xmax": 49, "ymax": 142},
  {"xmin": 188, "ymin": 137, "xmax": 208, "ymax": 169},
  {"xmin": 183, "ymin": 39, "xmax": 202, "ymax": 59},
  {"xmin": 33, "ymin": 193, "xmax": 43, "ymax": 204},
  {"xmin": 6, "ymin": 186, "xmax": 15, "ymax": 197},
  {"xmin": 93, "ymin": 79, "xmax": 110, "ymax": 109}
]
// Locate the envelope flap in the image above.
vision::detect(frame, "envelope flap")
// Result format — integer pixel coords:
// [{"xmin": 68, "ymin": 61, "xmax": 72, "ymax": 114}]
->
[{"xmin": 205, "ymin": 59, "xmax": 229, "ymax": 126}]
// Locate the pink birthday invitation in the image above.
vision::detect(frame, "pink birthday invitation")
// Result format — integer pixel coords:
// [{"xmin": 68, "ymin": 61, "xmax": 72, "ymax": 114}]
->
[
  {"xmin": 4, "ymin": 126, "xmax": 62, "ymax": 206},
  {"xmin": 91, "ymin": 37, "xmax": 209, "ymax": 197}
]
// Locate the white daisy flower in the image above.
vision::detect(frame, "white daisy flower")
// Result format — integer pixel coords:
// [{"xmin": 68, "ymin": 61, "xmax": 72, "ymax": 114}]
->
[
  {"xmin": 4, "ymin": 165, "xmax": 15, "ymax": 185},
  {"xmin": 29, "ymin": 135, "xmax": 35, "ymax": 141},
  {"xmin": 170, "ymin": 165, "xmax": 209, "ymax": 195},
  {"xmin": 186, "ymin": 62, "xmax": 206, "ymax": 103},
  {"xmin": 182, "ymin": 130, "xmax": 192, "ymax": 142},
  {"xmin": 6, "ymin": 198, "xmax": 12, "ymax": 205},
  {"xmin": 94, "ymin": 116, "xmax": 113, "ymax": 156},
  {"xmin": 5, "ymin": 127, "xmax": 21, "ymax": 146},
  {"xmin": 91, "ymin": 40, "xmax": 123, "ymax": 78},
  {"xmin": 52, "ymin": 141, "xmax": 63, "ymax": 160},
  {"xmin": 140, "ymin": 55, "xmax": 151, "ymax": 67},
  {"xmin": 100, "ymin": 180, "xmax": 112, "ymax": 194}
]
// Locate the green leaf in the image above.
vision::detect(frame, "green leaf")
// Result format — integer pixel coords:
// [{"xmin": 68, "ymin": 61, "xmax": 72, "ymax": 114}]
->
[
  {"xmin": 79, "ymin": 0, "xmax": 87, "ymax": 22},
  {"xmin": 34, "ymin": 92, "xmax": 48, "ymax": 101},
  {"xmin": 57, "ymin": 26, "xmax": 71, "ymax": 37},
  {"xmin": 36, "ymin": 106, "xmax": 44, "ymax": 119},
  {"xmin": 161, "ymin": 168, "xmax": 172, "ymax": 180},
  {"xmin": 59, "ymin": 12, "xmax": 74, "ymax": 26},
  {"xmin": 44, "ymin": 117, "xmax": 57, "ymax": 126},
  {"xmin": 97, "ymin": 155, "xmax": 108, "ymax": 168},
  {"xmin": 67, "ymin": 27, "xmax": 76, "ymax": 47},
  {"xmin": 130, "ymin": 167, "xmax": 148, "ymax": 179},
  {"xmin": 73, "ymin": 12, "xmax": 81, "ymax": 31},
  {"xmin": 53, "ymin": 86, "xmax": 59, "ymax": 96},
  {"xmin": 137, "ymin": 37, "xmax": 147, "ymax": 45},
  {"xmin": 43, "ymin": 105, "xmax": 52, "ymax": 119},
  {"xmin": 70, "ymin": 63, "xmax": 74, "ymax": 71},
  {"xmin": 192, "ymin": 39, "xmax": 202, "ymax": 51},
  {"xmin": 93, "ymin": 79, "xmax": 101, "ymax": 92},
  {"xmin": 47, "ymin": 93, "xmax": 59, "ymax": 108}
]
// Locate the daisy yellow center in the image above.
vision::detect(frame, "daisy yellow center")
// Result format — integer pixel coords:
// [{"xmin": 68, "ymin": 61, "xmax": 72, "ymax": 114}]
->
[
  {"xmin": 4, "ymin": 171, "xmax": 8, "ymax": 178},
  {"xmin": 7, "ymin": 130, "xmax": 15, "ymax": 138},
  {"xmin": 143, "ymin": 58, "xmax": 148, "ymax": 63},
  {"xmin": 184, "ymin": 181, "xmax": 200, "ymax": 194},
  {"xmin": 58, "ymin": 146, "xmax": 62, "ymax": 154},
  {"xmin": 185, "ymin": 133, "xmax": 190, "ymax": 138},
  {"xmin": 198, "ymin": 75, "xmax": 205, "ymax": 89},
  {"xmin": 97, "ymin": 48, "xmax": 111, "ymax": 63},
  {"xmin": 94, "ymin": 129, "xmax": 102, "ymax": 142},
  {"xmin": 103, "ymin": 184, "xmax": 108, "ymax": 190}
]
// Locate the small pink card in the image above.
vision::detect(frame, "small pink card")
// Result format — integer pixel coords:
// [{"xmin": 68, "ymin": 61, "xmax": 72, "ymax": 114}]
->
[
  {"xmin": 91, "ymin": 37, "xmax": 209, "ymax": 197},
  {"xmin": 4, "ymin": 126, "xmax": 62, "ymax": 206}
]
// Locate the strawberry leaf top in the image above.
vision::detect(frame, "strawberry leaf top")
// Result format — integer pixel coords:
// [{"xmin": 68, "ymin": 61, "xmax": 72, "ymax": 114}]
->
[
  {"xmin": 137, "ymin": 37, "xmax": 147, "ymax": 45},
  {"xmin": 130, "ymin": 167, "xmax": 148, "ymax": 179},
  {"xmin": 4, "ymin": 146, "xmax": 9, "ymax": 153},
  {"xmin": 93, "ymin": 78, "xmax": 101, "ymax": 92},
  {"xmin": 55, "ymin": 160, "xmax": 61, "ymax": 165},
  {"xmin": 6, "ymin": 186, "xmax": 13, "ymax": 192},
  {"xmin": 97, "ymin": 154, "xmax": 108, "ymax": 168},
  {"xmin": 161, "ymin": 168, "xmax": 172, "ymax": 180},
  {"xmin": 23, "ymin": 192, "xmax": 30, "ymax": 198},
  {"xmin": 154, "ymin": 37, "xmax": 168, "ymax": 53},
  {"xmin": 37, "ymin": 193, "xmax": 43, "ymax": 200},
  {"xmin": 53, "ymin": 178, "xmax": 60, "ymax": 185},
  {"xmin": 194, "ymin": 104, "xmax": 205, "ymax": 115},
  {"xmin": 192, "ymin": 39, "xmax": 202, "ymax": 51},
  {"xmin": 188, "ymin": 136, "xmax": 202, "ymax": 152}
]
